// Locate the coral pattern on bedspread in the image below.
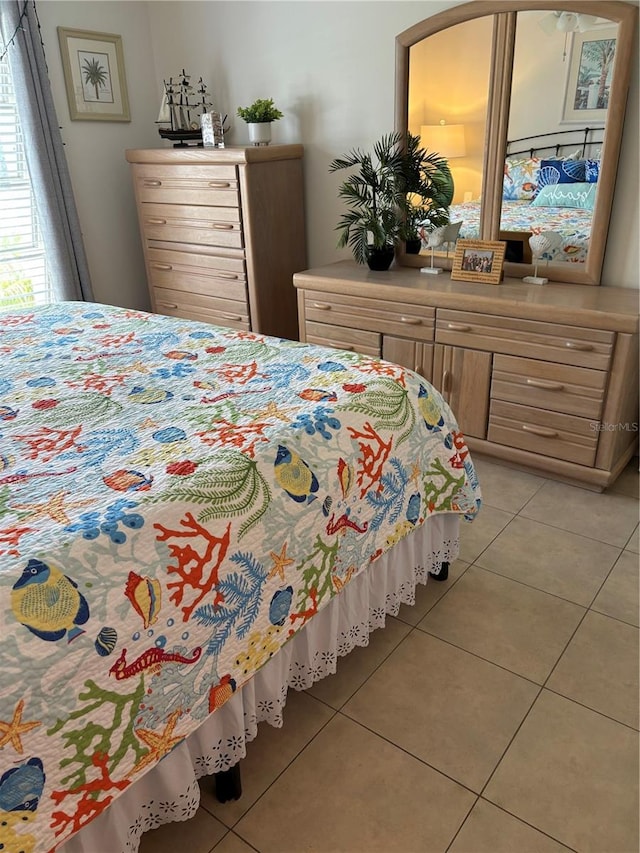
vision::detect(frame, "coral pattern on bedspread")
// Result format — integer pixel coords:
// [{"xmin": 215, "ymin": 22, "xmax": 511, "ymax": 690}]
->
[{"xmin": 0, "ymin": 303, "xmax": 480, "ymax": 852}]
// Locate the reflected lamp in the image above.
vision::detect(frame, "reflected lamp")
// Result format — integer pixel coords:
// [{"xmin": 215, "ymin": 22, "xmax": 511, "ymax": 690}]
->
[{"xmin": 420, "ymin": 120, "xmax": 466, "ymax": 204}]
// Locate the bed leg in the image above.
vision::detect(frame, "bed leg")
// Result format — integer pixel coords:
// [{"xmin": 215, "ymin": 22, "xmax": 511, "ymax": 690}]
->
[
  {"xmin": 429, "ymin": 561, "xmax": 449, "ymax": 582},
  {"xmin": 214, "ymin": 763, "xmax": 242, "ymax": 802}
]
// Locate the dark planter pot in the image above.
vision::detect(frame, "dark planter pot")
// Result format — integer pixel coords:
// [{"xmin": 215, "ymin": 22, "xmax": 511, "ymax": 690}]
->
[
  {"xmin": 405, "ymin": 237, "xmax": 422, "ymax": 254},
  {"xmin": 366, "ymin": 245, "xmax": 395, "ymax": 271}
]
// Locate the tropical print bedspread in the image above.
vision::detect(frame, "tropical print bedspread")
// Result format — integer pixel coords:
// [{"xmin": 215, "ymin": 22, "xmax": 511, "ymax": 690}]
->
[
  {"xmin": 442, "ymin": 199, "xmax": 591, "ymax": 263},
  {"xmin": 0, "ymin": 302, "xmax": 480, "ymax": 852}
]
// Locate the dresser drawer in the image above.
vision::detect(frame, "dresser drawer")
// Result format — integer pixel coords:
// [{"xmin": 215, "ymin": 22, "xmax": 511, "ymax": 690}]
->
[
  {"xmin": 152, "ymin": 286, "xmax": 250, "ymax": 330},
  {"xmin": 141, "ymin": 203, "xmax": 243, "ymax": 250},
  {"xmin": 304, "ymin": 289, "xmax": 435, "ymax": 342},
  {"xmin": 305, "ymin": 320, "xmax": 381, "ymax": 357},
  {"xmin": 147, "ymin": 248, "xmax": 246, "ymax": 300},
  {"xmin": 436, "ymin": 309, "xmax": 614, "ymax": 369},
  {"xmin": 491, "ymin": 354, "xmax": 606, "ymax": 419},
  {"xmin": 133, "ymin": 163, "xmax": 239, "ymax": 206},
  {"xmin": 488, "ymin": 399, "xmax": 598, "ymax": 466}
]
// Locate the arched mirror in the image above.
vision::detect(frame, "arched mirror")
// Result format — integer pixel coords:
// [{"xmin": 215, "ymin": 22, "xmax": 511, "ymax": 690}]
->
[{"xmin": 395, "ymin": 1, "xmax": 637, "ymax": 285}]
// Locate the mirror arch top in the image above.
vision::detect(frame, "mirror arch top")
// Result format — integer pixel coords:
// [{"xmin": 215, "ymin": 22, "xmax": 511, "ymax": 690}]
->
[{"xmin": 395, "ymin": 0, "xmax": 638, "ymax": 285}]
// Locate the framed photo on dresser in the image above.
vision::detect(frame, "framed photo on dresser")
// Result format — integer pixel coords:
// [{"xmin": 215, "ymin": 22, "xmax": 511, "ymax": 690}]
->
[{"xmin": 451, "ymin": 239, "xmax": 506, "ymax": 285}]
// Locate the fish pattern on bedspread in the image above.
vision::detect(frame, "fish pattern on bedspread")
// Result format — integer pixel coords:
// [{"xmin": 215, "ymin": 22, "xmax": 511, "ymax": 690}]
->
[{"xmin": 0, "ymin": 303, "xmax": 480, "ymax": 852}]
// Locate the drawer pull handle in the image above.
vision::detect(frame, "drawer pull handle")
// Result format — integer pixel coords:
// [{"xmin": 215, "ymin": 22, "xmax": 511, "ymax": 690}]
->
[
  {"xmin": 216, "ymin": 272, "xmax": 239, "ymax": 280},
  {"xmin": 400, "ymin": 316, "xmax": 422, "ymax": 325},
  {"xmin": 143, "ymin": 180, "xmax": 162, "ymax": 187},
  {"xmin": 208, "ymin": 181, "xmax": 231, "ymax": 188},
  {"xmin": 151, "ymin": 263, "xmax": 172, "ymax": 271},
  {"xmin": 522, "ymin": 423, "xmax": 558, "ymax": 438},
  {"xmin": 342, "ymin": 345, "xmax": 354, "ymax": 352},
  {"xmin": 414, "ymin": 364, "xmax": 424, "ymax": 376},
  {"xmin": 442, "ymin": 369, "xmax": 451, "ymax": 393},
  {"xmin": 212, "ymin": 223, "xmax": 234, "ymax": 230},
  {"xmin": 220, "ymin": 313, "xmax": 242, "ymax": 322},
  {"xmin": 312, "ymin": 302, "xmax": 331, "ymax": 310},
  {"xmin": 565, "ymin": 341, "xmax": 594, "ymax": 352},
  {"xmin": 447, "ymin": 322, "xmax": 472, "ymax": 332},
  {"xmin": 526, "ymin": 378, "xmax": 564, "ymax": 391},
  {"xmin": 146, "ymin": 217, "xmax": 167, "ymax": 225},
  {"xmin": 158, "ymin": 302, "xmax": 178, "ymax": 310}
]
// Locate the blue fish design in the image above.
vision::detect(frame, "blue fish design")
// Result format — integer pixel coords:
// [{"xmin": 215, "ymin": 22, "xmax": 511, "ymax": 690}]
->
[
  {"xmin": 406, "ymin": 493, "xmax": 421, "ymax": 525},
  {"xmin": 0, "ymin": 758, "xmax": 45, "ymax": 812},
  {"xmin": 269, "ymin": 586, "xmax": 293, "ymax": 626}
]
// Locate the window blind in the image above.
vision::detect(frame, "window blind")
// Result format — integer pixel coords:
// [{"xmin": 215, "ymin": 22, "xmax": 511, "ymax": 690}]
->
[{"xmin": 0, "ymin": 54, "xmax": 51, "ymax": 309}]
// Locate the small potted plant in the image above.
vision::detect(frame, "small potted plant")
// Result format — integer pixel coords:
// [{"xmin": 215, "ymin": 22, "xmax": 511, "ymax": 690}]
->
[{"xmin": 236, "ymin": 98, "xmax": 284, "ymax": 146}]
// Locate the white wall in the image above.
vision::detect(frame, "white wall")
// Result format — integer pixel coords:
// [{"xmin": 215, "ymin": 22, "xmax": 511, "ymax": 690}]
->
[
  {"xmin": 38, "ymin": 1, "xmax": 638, "ymax": 294},
  {"xmin": 37, "ymin": 1, "xmax": 159, "ymax": 309}
]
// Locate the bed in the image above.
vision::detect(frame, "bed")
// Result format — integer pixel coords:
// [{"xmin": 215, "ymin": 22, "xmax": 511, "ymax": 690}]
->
[
  {"xmin": 0, "ymin": 302, "xmax": 481, "ymax": 853},
  {"xmin": 428, "ymin": 128, "xmax": 603, "ymax": 264}
]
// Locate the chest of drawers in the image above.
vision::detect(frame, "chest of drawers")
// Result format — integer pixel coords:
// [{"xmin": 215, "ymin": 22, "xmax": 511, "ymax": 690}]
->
[
  {"xmin": 126, "ymin": 146, "xmax": 307, "ymax": 340},
  {"xmin": 294, "ymin": 261, "xmax": 639, "ymax": 490}
]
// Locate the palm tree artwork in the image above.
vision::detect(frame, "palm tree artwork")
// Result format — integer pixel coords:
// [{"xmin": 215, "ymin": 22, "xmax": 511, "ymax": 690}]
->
[
  {"xmin": 573, "ymin": 37, "xmax": 615, "ymax": 111},
  {"xmin": 82, "ymin": 56, "xmax": 109, "ymax": 101}
]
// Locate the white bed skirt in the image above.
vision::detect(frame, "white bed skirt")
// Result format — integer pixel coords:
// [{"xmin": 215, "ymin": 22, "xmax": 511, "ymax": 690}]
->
[{"xmin": 58, "ymin": 514, "xmax": 460, "ymax": 853}]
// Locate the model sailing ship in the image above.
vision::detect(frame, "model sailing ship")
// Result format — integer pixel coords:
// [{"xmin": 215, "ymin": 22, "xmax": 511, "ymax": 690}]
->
[{"xmin": 157, "ymin": 71, "xmax": 216, "ymax": 147}]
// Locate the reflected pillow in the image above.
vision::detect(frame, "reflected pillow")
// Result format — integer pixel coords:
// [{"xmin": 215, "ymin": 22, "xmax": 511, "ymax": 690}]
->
[
  {"xmin": 531, "ymin": 182, "xmax": 597, "ymax": 210},
  {"xmin": 503, "ymin": 157, "xmax": 540, "ymax": 201},
  {"xmin": 585, "ymin": 159, "xmax": 600, "ymax": 183},
  {"xmin": 539, "ymin": 158, "xmax": 586, "ymax": 187}
]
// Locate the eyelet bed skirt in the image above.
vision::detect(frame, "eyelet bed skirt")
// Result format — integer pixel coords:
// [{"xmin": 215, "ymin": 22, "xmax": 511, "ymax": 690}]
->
[{"xmin": 58, "ymin": 514, "xmax": 460, "ymax": 853}]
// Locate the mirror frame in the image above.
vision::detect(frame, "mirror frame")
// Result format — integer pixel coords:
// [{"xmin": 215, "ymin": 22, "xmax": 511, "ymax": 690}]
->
[{"xmin": 395, "ymin": 0, "xmax": 637, "ymax": 285}]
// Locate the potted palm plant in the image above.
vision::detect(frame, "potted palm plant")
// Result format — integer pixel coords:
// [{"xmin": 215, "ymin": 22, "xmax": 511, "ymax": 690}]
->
[
  {"xmin": 398, "ymin": 132, "xmax": 452, "ymax": 253},
  {"xmin": 329, "ymin": 133, "xmax": 406, "ymax": 271},
  {"xmin": 330, "ymin": 132, "xmax": 453, "ymax": 270},
  {"xmin": 236, "ymin": 98, "xmax": 283, "ymax": 146}
]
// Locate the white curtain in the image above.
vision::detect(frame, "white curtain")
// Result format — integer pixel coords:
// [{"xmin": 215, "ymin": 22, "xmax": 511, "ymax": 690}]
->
[{"xmin": 0, "ymin": 0, "xmax": 93, "ymax": 301}]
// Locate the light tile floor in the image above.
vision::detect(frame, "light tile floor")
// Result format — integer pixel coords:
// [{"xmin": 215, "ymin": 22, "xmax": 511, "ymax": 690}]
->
[{"xmin": 140, "ymin": 455, "xmax": 639, "ymax": 853}]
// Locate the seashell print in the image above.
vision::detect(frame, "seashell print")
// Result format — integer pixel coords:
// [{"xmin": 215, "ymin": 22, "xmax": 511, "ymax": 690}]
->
[
  {"xmin": 103, "ymin": 469, "xmax": 153, "ymax": 492},
  {"xmin": 269, "ymin": 586, "xmax": 293, "ymax": 626},
  {"xmin": 317, "ymin": 361, "xmax": 347, "ymax": 372},
  {"xmin": 95, "ymin": 626, "xmax": 118, "ymax": 656},
  {"xmin": 124, "ymin": 571, "xmax": 162, "ymax": 629}
]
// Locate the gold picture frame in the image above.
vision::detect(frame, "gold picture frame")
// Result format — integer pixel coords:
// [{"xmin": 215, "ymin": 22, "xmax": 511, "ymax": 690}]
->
[
  {"xmin": 58, "ymin": 28, "xmax": 130, "ymax": 122},
  {"xmin": 451, "ymin": 239, "xmax": 506, "ymax": 285}
]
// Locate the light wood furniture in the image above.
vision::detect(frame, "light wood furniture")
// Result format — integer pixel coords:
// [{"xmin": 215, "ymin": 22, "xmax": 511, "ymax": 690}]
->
[
  {"xmin": 126, "ymin": 146, "xmax": 306, "ymax": 340},
  {"xmin": 294, "ymin": 261, "xmax": 639, "ymax": 490}
]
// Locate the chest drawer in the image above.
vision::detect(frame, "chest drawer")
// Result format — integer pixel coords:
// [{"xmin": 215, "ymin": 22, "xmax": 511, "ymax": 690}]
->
[
  {"xmin": 491, "ymin": 354, "xmax": 606, "ymax": 419},
  {"xmin": 141, "ymin": 203, "xmax": 243, "ymax": 250},
  {"xmin": 147, "ymin": 248, "xmax": 246, "ymax": 300},
  {"xmin": 133, "ymin": 163, "xmax": 239, "ymax": 206},
  {"xmin": 304, "ymin": 289, "xmax": 435, "ymax": 342},
  {"xmin": 305, "ymin": 320, "xmax": 381, "ymax": 357},
  {"xmin": 436, "ymin": 309, "xmax": 614, "ymax": 369},
  {"xmin": 152, "ymin": 286, "xmax": 250, "ymax": 330},
  {"xmin": 488, "ymin": 399, "xmax": 598, "ymax": 466}
]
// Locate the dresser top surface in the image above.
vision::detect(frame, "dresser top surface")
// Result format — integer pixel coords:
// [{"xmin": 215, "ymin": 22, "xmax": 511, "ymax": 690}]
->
[
  {"xmin": 125, "ymin": 145, "xmax": 303, "ymax": 165},
  {"xmin": 294, "ymin": 261, "xmax": 639, "ymax": 332}
]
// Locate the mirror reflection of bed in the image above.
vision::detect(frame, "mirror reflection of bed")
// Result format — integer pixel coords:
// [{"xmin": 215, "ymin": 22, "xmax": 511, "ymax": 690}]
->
[{"xmin": 450, "ymin": 126, "xmax": 603, "ymax": 266}]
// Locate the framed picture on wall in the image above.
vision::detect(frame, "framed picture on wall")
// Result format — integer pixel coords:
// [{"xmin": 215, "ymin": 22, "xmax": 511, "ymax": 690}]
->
[
  {"xmin": 561, "ymin": 25, "xmax": 616, "ymax": 124},
  {"xmin": 58, "ymin": 28, "xmax": 130, "ymax": 122},
  {"xmin": 451, "ymin": 239, "xmax": 506, "ymax": 285}
]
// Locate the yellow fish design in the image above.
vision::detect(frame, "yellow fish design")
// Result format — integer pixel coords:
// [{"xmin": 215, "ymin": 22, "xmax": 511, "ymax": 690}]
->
[
  {"xmin": 274, "ymin": 445, "xmax": 319, "ymax": 504},
  {"xmin": 418, "ymin": 385, "xmax": 445, "ymax": 431},
  {"xmin": 124, "ymin": 571, "xmax": 161, "ymax": 629},
  {"xmin": 11, "ymin": 560, "xmax": 89, "ymax": 642}
]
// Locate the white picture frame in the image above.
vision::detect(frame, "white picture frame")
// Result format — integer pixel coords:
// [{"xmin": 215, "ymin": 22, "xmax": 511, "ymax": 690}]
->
[{"xmin": 561, "ymin": 25, "xmax": 617, "ymax": 125}]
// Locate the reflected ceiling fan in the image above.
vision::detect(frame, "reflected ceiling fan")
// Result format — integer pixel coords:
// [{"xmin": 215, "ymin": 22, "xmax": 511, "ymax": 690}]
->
[{"xmin": 538, "ymin": 10, "xmax": 599, "ymax": 33}]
